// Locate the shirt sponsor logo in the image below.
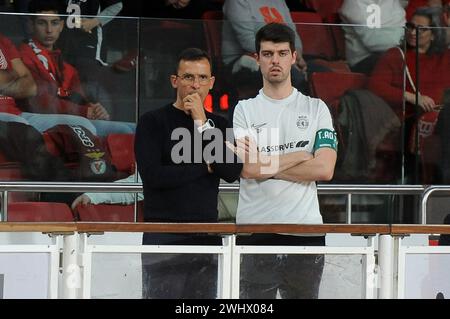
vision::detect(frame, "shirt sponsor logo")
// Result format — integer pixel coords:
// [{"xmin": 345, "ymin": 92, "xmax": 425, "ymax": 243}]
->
[
  {"xmin": 251, "ymin": 122, "xmax": 267, "ymax": 134},
  {"xmin": 259, "ymin": 140, "xmax": 309, "ymax": 153}
]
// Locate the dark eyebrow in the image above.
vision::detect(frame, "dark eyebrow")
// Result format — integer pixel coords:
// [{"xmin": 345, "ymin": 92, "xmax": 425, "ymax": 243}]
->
[{"xmin": 36, "ymin": 17, "xmax": 60, "ymax": 22}]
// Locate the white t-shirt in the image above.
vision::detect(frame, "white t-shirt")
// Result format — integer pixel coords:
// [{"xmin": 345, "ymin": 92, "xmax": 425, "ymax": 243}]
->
[{"xmin": 233, "ymin": 88, "xmax": 336, "ymax": 225}]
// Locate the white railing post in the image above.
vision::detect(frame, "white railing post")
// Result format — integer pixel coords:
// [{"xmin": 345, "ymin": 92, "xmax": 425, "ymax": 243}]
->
[
  {"xmin": 217, "ymin": 235, "xmax": 233, "ymax": 298},
  {"xmin": 48, "ymin": 235, "xmax": 63, "ymax": 299},
  {"xmin": 392, "ymin": 236, "xmax": 402, "ymax": 299},
  {"xmin": 62, "ymin": 232, "xmax": 81, "ymax": 299},
  {"xmin": 378, "ymin": 234, "xmax": 394, "ymax": 299},
  {"xmin": 361, "ymin": 236, "xmax": 376, "ymax": 299},
  {"xmin": 230, "ymin": 236, "xmax": 240, "ymax": 299},
  {"xmin": 79, "ymin": 233, "xmax": 92, "ymax": 299}
]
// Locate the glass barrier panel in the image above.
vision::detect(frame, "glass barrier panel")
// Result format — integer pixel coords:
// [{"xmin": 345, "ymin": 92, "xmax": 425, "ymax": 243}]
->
[
  {"xmin": 0, "ymin": 252, "xmax": 51, "ymax": 298},
  {"xmin": 91, "ymin": 252, "xmax": 219, "ymax": 299},
  {"xmin": 238, "ymin": 253, "xmax": 363, "ymax": 299},
  {"xmin": 404, "ymin": 253, "xmax": 450, "ymax": 299}
]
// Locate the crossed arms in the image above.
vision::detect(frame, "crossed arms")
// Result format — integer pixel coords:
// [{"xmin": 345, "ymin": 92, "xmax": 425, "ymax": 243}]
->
[{"xmin": 229, "ymin": 137, "xmax": 336, "ymax": 182}]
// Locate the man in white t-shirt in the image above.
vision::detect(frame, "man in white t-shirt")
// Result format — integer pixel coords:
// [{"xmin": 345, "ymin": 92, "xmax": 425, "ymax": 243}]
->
[{"xmin": 231, "ymin": 23, "xmax": 338, "ymax": 299}]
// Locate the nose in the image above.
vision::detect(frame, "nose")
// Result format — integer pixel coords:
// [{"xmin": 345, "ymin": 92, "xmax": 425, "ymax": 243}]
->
[
  {"xmin": 271, "ymin": 53, "xmax": 280, "ymax": 64},
  {"xmin": 191, "ymin": 77, "xmax": 201, "ymax": 88}
]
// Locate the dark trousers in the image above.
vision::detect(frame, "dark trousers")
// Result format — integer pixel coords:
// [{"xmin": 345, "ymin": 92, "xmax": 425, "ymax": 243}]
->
[
  {"xmin": 237, "ymin": 234, "xmax": 325, "ymax": 299},
  {"xmin": 141, "ymin": 233, "xmax": 221, "ymax": 299}
]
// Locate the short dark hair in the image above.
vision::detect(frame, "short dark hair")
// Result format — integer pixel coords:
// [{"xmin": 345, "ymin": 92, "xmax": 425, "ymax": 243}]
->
[
  {"xmin": 175, "ymin": 47, "xmax": 212, "ymax": 73},
  {"xmin": 28, "ymin": 0, "xmax": 64, "ymax": 16},
  {"xmin": 255, "ymin": 23, "xmax": 296, "ymax": 54}
]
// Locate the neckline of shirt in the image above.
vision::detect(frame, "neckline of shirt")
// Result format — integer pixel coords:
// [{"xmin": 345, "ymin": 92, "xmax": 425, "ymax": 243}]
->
[{"xmin": 259, "ymin": 87, "xmax": 300, "ymax": 105}]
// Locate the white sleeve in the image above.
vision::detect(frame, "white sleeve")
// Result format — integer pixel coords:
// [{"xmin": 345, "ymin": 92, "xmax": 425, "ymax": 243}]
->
[
  {"xmin": 317, "ymin": 100, "xmax": 335, "ymax": 132},
  {"xmin": 98, "ymin": 2, "xmax": 123, "ymax": 26},
  {"xmin": 233, "ymin": 102, "xmax": 251, "ymax": 139},
  {"xmin": 85, "ymin": 173, "xmax": 144, "ymax": 205}
]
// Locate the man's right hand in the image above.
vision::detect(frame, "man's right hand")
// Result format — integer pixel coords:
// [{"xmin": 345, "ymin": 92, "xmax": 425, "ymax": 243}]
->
[
  {"xmin": 71, "ymin": 194, "xmax": 91, "ymax": 211},
  {"xmin": 183, "ymin": 93, "xmax": 207, "ymax": 124},
  {"xmin": 87, "ymin": 103, "xmax": 110, "ymax": 120}
]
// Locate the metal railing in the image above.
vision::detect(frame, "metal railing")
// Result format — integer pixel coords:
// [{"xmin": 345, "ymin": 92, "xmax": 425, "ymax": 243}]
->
[
  {"xmin": 421, "ymin": 186, "xmax": 450, "ymax": 225},
  {"xmin": 0, "ymin": 182, "xmax": 427, "ymax": 222},
  {"xmin": 0, "ymin": 222, "xmax": 449, "ymax": 298}
]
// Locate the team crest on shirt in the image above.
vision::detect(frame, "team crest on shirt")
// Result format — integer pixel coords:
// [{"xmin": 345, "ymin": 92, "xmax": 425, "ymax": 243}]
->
[
  {"xmin": 296, "ymin": 116, "xmax": 309, "ymax": 130},
  {"xmin": 0, "ymin": 49, "xmax": 8, "ymax": 69}
]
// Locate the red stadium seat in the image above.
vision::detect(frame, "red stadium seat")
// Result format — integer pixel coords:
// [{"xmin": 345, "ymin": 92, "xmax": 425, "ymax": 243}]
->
[
  {"xmin": 202, "ymin": 11, "xmax": 223, "ymax": 61},
  {"xmin": 7, "ymin": 202, "xmax": 74, "ymax": 222},
  {"xmin": 0, "ymin": 148, "xmax": 24, "ymax": 181},
  {"xmin": 290, "ymin": 12, "xmax": 349, "ymax": 72},
  {"xmin": 76, "ymin": 202, "xmax": 143, "ymax": 222},
  {"xmin": 290, "ymin": 11, "xmax": 337, "ymax": 60},
  {"xmin": 0, "ymin": 165, "xmax": 24, "ymax": 180},
  {"xmin": 304, "ymin": 0, "xmax": 344, "ymax": 21},
  {"xmin": 331, "ymin": 25, "xmax": 346, "ymax": 60},
  {"xmin": 106, "ymin": 134, "xmax": 135, "ymax": 175},
  {"xmin": 309, "ymin": 72, "xmax": 368, "ymax": 115}
]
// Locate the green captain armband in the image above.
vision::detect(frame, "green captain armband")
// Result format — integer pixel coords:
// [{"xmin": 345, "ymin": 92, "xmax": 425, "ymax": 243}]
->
[{"xmin": 313, "ymin": 129, "xmax": 338, "ymax": 152}]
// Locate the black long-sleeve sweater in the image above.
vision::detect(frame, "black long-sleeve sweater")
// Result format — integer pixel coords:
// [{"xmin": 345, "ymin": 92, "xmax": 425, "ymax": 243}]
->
[{"xmin": 135, "ymin": 103, "xmax": 242, "ymax": 224}]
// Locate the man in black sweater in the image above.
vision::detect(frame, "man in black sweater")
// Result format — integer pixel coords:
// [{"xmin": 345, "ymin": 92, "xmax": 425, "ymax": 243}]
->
[{"xmin": 135, "ymin": 48, "xmax": 242, "ymax": 299}]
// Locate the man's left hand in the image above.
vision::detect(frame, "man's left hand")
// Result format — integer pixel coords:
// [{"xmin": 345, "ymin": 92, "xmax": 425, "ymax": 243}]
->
[{"xmin": 81, "ymin": 18, "xmax": 100, "ymax": 33}]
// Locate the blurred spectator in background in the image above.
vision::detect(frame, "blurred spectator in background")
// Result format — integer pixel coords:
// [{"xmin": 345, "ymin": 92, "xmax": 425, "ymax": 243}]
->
[
  {"xmin": 113, "ymin": 0, "xmax": 221, "ymax": 72},
  {"xmin": 339, "ymin": 0, "xmax": 406, "ymax": 75},
  {"xmin": 444, "ymin": 1, "xmax": 450, "ymax": 46},
  {"xmin": 368, "ymin": 7, "xmax": 448, "ymax": 118},
  {"xmin": 146, "ymin": 0, "xmax": 220, "ymax": 19},
  {"xmin": 222, "ymin": 0, "xmax": 328, "ymax": 100},
  {"xmin": 406, "ymin": 0, "xmax": 443, "ymax": 21},
  {"xmin": 19, "ymin": 0, "xmax": 135, "ymax": 135},
  {"xmin": 1, "ymin": 30, "xmax": 99, "ymax": 135},
  {"xmin": 57, "ymin": 0, "xmax": 123, "ymax": 116},
  {"xmin": 71, "ymin": 173, "xmax": 142, "ymax": 210},
  {"xmin": 0, "ymin": 33, "xmax": 37, "ymax": 119},
  {"xmin": 368, "ymin": 7, "xmax": 450, "ymax": 180},
  {"xmin": 60, "ymin": 0, "xmax": 123, "ymax": 67}
]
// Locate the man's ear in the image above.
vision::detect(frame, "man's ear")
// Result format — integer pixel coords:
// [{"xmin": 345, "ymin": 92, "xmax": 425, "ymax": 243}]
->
[
  {"xmin": 254, "ymin": 52, "xmax": 260, "ymax": 65},
  {"xmin": 209, "ymin": 76, "xmax": 215, "ymax": 90},
  {"xmin": 170, "ymin": 75, "xmax": 178, "ymax": 89}
]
